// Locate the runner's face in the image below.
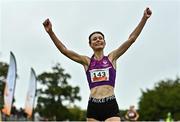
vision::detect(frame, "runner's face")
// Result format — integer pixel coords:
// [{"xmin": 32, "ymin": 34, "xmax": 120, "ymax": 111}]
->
[{"xmin": 89, "ymin": 33, "xmax": 105, "ymax": 51}]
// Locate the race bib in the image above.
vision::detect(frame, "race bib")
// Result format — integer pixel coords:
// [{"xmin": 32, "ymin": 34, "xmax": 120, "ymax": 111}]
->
[{"xmin": 90, "ymin": 68, "xmax": 109, "ymax": 82}]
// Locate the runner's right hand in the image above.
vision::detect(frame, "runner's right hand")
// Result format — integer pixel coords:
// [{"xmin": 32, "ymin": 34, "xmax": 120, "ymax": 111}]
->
[{"xmin": 43, "ymin": 18, "xmax": 52, "ymax": 33}]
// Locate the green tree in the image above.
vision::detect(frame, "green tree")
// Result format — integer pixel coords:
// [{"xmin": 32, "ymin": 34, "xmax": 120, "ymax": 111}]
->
[
  {"xmin": 68, "ymin": 105, "xmax": 86, "ymax": 121},
  {"xmin": 0, "ymin": 62, "xmax": 8, "ymax": 80},
  {"xmin": 36, "ymin": 63, "xmax": 81, "ymax": 121},
  {"xmin": 0, "ymin": 62, "xmax": 8, "ymax": 109},
  {"xmin": 138, "ymin": 77, "xmax": 180, "ymax": 121}
]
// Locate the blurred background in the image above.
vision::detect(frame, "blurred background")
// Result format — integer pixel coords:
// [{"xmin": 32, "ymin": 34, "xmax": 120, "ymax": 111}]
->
[{"xmin": 0, "ymin": 0, "xmax": 179, "ymax": 121}]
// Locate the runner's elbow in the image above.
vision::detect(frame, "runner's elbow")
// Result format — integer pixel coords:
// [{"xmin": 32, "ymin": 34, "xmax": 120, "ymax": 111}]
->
[
  {"xmin": 59, "ymin": 47, "xmax": 68, "ymax": 55},
  {"xmin": 128, "ymin": 36, "xmax": 136, "ymax": 43}
]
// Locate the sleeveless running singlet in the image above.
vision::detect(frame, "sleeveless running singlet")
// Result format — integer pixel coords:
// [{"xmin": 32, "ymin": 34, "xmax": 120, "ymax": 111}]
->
[{"xmin": 86, "ymin": 56, "xmax": 116, "ymax": 89}]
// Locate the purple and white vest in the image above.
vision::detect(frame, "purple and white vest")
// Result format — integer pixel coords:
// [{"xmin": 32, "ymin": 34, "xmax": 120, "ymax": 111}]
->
[{"xmin": 86, "ymin": 56, "xmax": 116, "ymax": 89}]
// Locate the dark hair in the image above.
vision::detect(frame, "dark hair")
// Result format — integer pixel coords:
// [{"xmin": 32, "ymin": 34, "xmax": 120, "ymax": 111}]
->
[{"xmin": 88, "ymin": 31, "xmax": 105, "ymax": 44}]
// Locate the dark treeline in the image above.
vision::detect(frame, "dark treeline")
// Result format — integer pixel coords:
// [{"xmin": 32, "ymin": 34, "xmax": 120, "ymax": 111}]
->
[{"xmin": 0, "ymin": 61, "xmax": 179, "ymax": 121}]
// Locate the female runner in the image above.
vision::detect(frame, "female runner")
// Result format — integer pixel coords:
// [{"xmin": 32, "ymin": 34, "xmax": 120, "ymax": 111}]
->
[{"xmin": 43, "ymin": 7, "xmax": 152, "ymax": 121}]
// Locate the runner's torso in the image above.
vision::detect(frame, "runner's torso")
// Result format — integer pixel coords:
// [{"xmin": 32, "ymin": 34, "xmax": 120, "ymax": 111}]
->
[{"xmin": 85, "ymin": 56, "xmax": 116, "ymax": 98}]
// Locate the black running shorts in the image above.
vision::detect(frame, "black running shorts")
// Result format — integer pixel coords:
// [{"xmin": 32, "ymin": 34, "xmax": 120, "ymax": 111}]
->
[{"xmin": 87, "ymin": 95, "xmax": 120, "ymax": 121}]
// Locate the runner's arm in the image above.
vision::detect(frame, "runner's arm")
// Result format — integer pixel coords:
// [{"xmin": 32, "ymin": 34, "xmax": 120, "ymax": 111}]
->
[
  {"xmin": 108, "ymin": 7, "xmax": 152, "ymax": 62},
  {"xmin": 43, "ymin": 19, "xmax": 89, "ymax": 66}
]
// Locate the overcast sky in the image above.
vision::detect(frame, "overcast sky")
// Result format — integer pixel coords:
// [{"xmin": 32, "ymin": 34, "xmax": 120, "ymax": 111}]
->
[{"xmin": 0, "ymin": 0, "xmax": 179, "ymax": 110}]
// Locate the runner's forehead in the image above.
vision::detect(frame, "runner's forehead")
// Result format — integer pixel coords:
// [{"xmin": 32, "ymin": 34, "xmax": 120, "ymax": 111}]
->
[{"xmin": 91, "ymin": 33, "xmax": 103, "ymax": 39}]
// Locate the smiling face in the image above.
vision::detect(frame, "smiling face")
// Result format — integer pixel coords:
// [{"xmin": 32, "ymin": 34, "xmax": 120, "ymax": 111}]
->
[{"xmin": 89, "ymin": 32, "xmax": 106, "ymax": 51}]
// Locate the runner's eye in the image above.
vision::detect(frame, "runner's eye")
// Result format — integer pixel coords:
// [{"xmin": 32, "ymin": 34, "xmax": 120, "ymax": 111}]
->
[
  {"xmin": 93, "ymin": 37, "xmax": 97, "ymax": 41},
  {"xmin": 98, "ymin": 36, "xmax": 103, "ymax": 40}
]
